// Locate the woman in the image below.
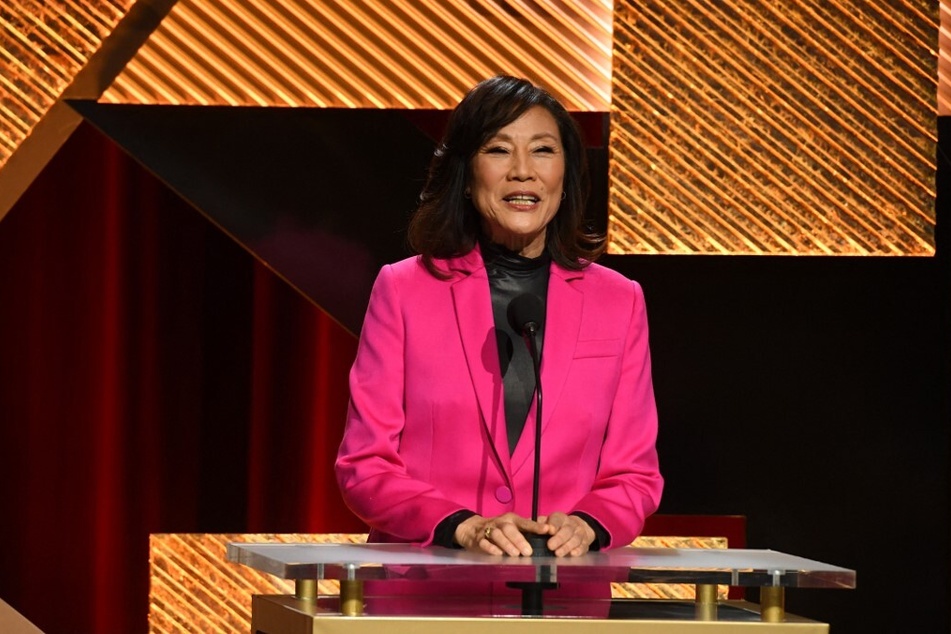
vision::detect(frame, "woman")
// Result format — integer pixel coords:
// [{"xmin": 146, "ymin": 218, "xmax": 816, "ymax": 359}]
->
[{"xmin": 335, "ymin": 76, "xmax": 662, "ymax": 559}]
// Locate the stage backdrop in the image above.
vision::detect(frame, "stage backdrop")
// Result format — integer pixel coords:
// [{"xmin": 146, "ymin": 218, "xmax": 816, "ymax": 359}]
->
[
  {"xmin": 0, "ymin": 119, "xmax": 949, "ymax": 634},
  {"xmin": 0, "ymin": 122, "xmax": 362, "ymax": 633}
]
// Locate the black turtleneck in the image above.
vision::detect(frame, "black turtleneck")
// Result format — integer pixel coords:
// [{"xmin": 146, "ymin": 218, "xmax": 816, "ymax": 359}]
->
[{"xmin": 481, "ymin": 240, "xmax": 550, "ymax": 454}]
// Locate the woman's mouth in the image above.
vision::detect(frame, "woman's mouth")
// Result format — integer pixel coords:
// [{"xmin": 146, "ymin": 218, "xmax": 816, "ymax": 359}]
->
[{"xmin": 503, "ymin": 194, "xmax": 540, "ymax": 206}]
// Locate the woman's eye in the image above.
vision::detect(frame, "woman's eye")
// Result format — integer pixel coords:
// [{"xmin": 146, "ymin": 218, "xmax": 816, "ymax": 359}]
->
[
  {"xmin": 484, "ymin": 146, "xmax": 509, "ymax": 154},
  {"xmin": 533, "ymin": 145, "xmax": 556, "ymax": 154}
]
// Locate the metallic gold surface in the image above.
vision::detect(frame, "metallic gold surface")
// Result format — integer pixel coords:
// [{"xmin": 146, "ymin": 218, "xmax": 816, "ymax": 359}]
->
[
  {"xmin": 295, "ymin": 578, "xmax": 317, "ymax": 601},
  {"xmin": 148, "ymin": 534, "xmax": 729, "ymax": 633},
  {"xmin": 0, "ymin": 0, "xmax": 131, "ymax": 217},
  {"xmin": 251, "ymin": 595, "xmax": 830, "ymax": 633},
  {"xmin": 940, "ymin": 0, "xmax": 950, "ymax": 114},
  {"xmin": 0, "ymin": 597, "xmax": 43, "ymax": 634},
  {"xmin": 0, "ymin": 0, "xmax": 175, "ymax": 221},
  {"xmin": 695, "ymin": 584, "xmax": 717, "ymax": 606},
  {"xmin": 0, "ymin": 1, "xmax": 130, "ymax": 165},
  {"xmin": 694, "ymin": 583, "xmax": 719, "ymax": 621},
  {"xmin": 339, "ymin": 579, "xmax": 365, "ymax": 617},
  {"xmin": 609, "ymin": 0, "xmax": 939, "ymax": 255},
  {"xmin": 615, "ymin": 537, "xmax": 729, "ymax": 601},
  {"xmin": 2, "ymin": 0, "xmax": 945, "ymax": 255},
  {"xmin": 695, "ymin": 583, "xmax": 718, "ymax": 621},
  {"xmin": 101, "ymin": 0, "xmax": 613, "ymax": 110},
  {"xmin": 760, "ymin": 586, "xmax": 786, "ymax": 623},
  {"xmin": 148, "ymin": 533, "xmax": 366, "ymax": 634}
]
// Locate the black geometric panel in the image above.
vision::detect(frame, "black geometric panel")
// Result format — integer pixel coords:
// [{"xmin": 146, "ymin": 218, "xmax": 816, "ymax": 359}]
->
[{"xmin": 69, "ymin": 102, "xmax": 608, "ymax": 334}]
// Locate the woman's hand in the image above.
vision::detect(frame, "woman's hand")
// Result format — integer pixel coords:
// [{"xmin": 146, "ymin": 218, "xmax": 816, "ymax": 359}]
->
[
  {"xmin": 454, "ymin": 513, "xmax": 552, "ymax": 556},
  {"xmin": 537, "ymin": 512, "xmax": 596, "ymax": 557}
]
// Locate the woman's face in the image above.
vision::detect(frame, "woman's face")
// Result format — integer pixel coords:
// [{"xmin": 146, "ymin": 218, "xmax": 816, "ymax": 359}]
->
[{"xmin": 469, "ymin": 106, "xmax": 565, "ymax": 258}]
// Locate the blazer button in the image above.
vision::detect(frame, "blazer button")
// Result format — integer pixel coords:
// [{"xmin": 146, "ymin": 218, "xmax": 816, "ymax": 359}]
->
[{"xmin": 495, "ymin": 486, "xmax": 513, "ymax": 504}]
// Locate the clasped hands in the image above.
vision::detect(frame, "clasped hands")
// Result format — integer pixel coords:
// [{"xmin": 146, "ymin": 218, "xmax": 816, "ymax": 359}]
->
[{"xmin": 454, "ymin": 511, "xmax": 595, "ymax": 557}]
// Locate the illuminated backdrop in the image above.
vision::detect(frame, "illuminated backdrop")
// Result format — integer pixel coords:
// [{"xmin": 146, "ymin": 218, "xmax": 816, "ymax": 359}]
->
[
  {"xmin": 99, "ymin": 0, "xmax": 614, "ymax": 110},
  {"xmin": 609, "ymin": 1, "xmax": 939, "ymax": 255},
  {"xmin": 0, "ymin": 1, "xmax": 132, "ymax": 168},
  {"xmin": 0, "ymin": 0, "xmax": 942, "ymax": 255}
]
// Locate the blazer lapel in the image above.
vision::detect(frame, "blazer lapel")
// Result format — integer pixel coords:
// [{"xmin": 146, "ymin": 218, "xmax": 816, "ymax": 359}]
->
[
  {"xmin": 511, "ymin": 263, "xmax": 584, "ymax": 476},
  {"xmin": 448, "ymin": 248, "xmax": 513, "ymax": 476}
]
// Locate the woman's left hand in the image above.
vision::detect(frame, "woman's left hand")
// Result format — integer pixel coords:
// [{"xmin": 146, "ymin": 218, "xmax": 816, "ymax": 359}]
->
[{"xmin": 537, "ymin": 512, "xmax": 597, "ymax": 557}]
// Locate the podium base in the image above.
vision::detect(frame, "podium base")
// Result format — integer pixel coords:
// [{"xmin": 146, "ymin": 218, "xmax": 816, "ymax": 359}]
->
[{"xmin": 250, "ymin": 594, "xmax": 830, "ymax": 633}]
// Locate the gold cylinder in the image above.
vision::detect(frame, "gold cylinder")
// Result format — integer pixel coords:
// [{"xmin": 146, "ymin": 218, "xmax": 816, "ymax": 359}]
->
[
  {"xmin": 294, "ymin": 578, "xmax": 317, "ymax": 601},
  {"xmin": 760, "ymin": 586, "xmax": 785, "ymax": 623},
  {"xmin": 340, "ymin": 579, "xmax": 364, "ymax": 616},
  {"xmin": 694, "ymin": 583, "xmax": 717, "ymax": 621}
]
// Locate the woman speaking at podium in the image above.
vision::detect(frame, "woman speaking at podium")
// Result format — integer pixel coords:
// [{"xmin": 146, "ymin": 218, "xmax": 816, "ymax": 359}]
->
[{"xmin": 336, "ymin": 76, "xmax": 662, "ymax": 560}]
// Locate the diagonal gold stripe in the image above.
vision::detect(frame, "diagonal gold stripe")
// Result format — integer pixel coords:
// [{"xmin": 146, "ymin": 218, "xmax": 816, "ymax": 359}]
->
[
  {"xmin": 3, "ymin": 0, "xmax": 941, "ymax": 257},
  {"xmin": 613, "ymin": 6, "xmax": 926, "ymax": 253},
  {"xmin": 0, "ymin": 2, "xmax": 132, "ymax": 174},
  {"xmin": 148, "ymin": 533, "xmax": 730, "ymax": 632},
  {"xmin": 940, "ymin": 1, "xmax": 951, "ymax": 115},
  {"xmin": 610, "ymin": 0, "xmax": 938, "ymax": 255},
  {"xmin": 102, "ymin": 0, "xmax": 613, "ymax": 111},
  {"xmin": 0, "ymin": 0, "xmax": 177, "ymax": 221}
]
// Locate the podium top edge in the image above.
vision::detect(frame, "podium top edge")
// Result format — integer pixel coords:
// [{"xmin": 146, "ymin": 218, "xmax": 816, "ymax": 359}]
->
[{"xmin": 224, "ymin": 543, "xmax": 855, "ymax": 589}]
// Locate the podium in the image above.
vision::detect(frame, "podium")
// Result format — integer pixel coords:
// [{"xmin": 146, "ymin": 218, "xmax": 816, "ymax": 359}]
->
[{"xmin": 227, "ymin": 543, "xmax": 855, "ymax": 633}]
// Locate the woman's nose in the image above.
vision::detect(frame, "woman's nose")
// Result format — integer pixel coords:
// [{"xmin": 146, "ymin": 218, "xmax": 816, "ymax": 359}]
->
[{"xmin": 508, "ymin": 152, "xmax": 534, "ymax": 180}]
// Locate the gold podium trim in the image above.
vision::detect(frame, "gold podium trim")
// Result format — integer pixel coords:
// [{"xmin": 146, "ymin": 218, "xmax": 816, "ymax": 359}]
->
[
  {"xmin": 250, "ymin": 595, "xmax": 829, "ymax": 634},
  {"xmin": 148, "ymin": 533, "xmax": 730, "ymax": 633}
]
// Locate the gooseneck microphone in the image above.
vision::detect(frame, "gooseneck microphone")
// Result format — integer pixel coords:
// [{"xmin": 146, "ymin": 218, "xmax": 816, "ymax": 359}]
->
[
  {"xmin": 506, "ymin": 291, "xmax": 558, "ymax": 616},
  {"xmin": 506, "ymin": 293, "xmax": 545, "ymax": 523}
]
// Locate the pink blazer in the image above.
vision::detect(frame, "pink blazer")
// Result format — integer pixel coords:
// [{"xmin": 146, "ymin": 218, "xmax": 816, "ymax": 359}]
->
[{"xmin": 335, "ymin": 247, "xmax": 662, "ymax": 548}]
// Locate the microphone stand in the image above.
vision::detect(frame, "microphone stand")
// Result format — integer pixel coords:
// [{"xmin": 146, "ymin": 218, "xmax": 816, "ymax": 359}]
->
[
  {"xmin": 524, "ymin": 322, "xmax": 553, "ymax": 555},
  {"xmin": 507, "ymin": 320, "xmax": 557, "ymax": 616}
]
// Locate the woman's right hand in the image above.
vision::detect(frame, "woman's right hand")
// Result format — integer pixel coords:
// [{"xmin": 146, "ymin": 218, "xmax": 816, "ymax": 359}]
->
[{"xmin": 454, "ymin": 513, "xmax": 552, "ymax": 556}]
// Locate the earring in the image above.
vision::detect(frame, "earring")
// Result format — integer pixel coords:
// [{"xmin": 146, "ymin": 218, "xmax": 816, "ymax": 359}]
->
[{"xmin": 561, "ymin": 191, "xmax": 567, "ymax": 200}]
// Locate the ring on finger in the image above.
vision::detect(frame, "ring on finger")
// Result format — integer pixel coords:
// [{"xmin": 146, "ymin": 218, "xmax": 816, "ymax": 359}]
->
[{"xmin": 484, "ymin": 526, "xmax": 493, "ymax": 540}]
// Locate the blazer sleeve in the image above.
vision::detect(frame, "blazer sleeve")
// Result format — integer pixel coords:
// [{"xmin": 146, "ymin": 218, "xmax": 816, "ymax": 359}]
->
[
  {"xmin": 334, "ymin": 264, "xmax": 466, "ymax": 545},
  {"xmin": 570, "ymin": 280, "xmax": 663, "ymax": 548}
]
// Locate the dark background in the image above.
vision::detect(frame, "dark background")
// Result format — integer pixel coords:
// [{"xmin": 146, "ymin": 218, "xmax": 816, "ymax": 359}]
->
[{"xmin": 0, "ymin": 111, "xmax": 947, "ymax": 633}]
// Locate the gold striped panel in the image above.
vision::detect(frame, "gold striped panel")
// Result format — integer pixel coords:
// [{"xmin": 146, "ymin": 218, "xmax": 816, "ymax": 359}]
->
[
  {"xmin": 609, "ymin": 0, "xmax": 939, "ymax": 255},
  {"xmin": 940, "ymin": 0, "xmax": 951, "ymax": 114},
  {"xmin": 0, "ymin": 0, "xmax": 133, "ymax": 170},
  {"xmin": 616, "ymin": 536, "xmax": 729, "ymax": 601},
  {"xmin": 149, "ymin": 533, "xmax": 729, "ymax": 633},
  {"xmin": 3, "ymin": 1, "xmax": 943, "ymax": 255},
  {"xmin": 102, "ymin": 0, "xmax": 613, "ymax": 111},
  {"xmin": 148, "ymin": 533, "xmax": 366, "ymax": 633}
]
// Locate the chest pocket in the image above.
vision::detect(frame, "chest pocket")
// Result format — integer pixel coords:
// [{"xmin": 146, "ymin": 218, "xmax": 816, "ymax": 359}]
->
[{"xmin": 573, "ymin": 338, "xmax": 621, "ymax": 359}]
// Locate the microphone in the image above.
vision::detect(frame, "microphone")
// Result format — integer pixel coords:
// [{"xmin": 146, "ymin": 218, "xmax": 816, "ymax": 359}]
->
[
  {"xmin": 506, "ymin": 293, "xmax": 554, "ymax": 558},
  {"xmin": 507, "ymin": 293, "xmax": 545, "ymax": 340}
]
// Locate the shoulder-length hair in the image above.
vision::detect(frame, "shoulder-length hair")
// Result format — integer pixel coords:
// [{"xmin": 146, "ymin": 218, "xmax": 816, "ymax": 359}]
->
[{"xmin": 408, "ymin": 75, "xmax": 605, "ymax": 277}]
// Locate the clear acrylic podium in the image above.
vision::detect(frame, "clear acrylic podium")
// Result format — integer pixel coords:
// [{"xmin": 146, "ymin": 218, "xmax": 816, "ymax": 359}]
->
[{"xmin": 227, "ymin": 542, "xmax": 855, "ymax": 633}]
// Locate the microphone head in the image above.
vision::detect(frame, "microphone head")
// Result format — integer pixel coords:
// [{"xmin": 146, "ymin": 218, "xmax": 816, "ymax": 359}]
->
[{"xmin": 507, "ymin": 293, "xmax": 545, "ymax": 334}]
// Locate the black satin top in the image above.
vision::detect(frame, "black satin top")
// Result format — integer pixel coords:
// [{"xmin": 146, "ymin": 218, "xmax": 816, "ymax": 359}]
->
[{"xmin": 481, "ymin": 240, "xmax": 550, "ymax": 454}]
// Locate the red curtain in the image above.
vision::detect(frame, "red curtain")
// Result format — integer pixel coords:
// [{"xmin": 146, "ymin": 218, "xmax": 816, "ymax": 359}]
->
[{"xmin": 0, "ymin": 122, "xmax": 363, "ymax": 633}]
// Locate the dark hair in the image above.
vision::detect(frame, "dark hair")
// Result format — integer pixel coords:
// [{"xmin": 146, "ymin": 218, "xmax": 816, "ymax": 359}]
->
[{"xmin": 408, "ymin": 75, "xmax": 605, "ymax": 277}]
